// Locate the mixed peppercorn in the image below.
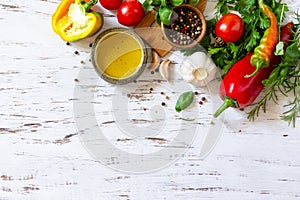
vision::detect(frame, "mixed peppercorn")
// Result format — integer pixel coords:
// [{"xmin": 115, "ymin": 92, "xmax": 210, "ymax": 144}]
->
[{"xmin": 166, "ymin": 7, "xmax": 203, "ymax": 46}]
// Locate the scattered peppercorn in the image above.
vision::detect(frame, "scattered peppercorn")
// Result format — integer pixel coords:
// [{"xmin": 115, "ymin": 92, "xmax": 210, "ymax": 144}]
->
[
  {"xmin": 165, "ymin": 96, "xmax": 170, "ymax": 100},
  {"xmin": 74, "ymin": 51, "xmax": 79, "ymax": 55},
  {"xmin": 89, "ymin": 43, "xmax": 93, "ymax": 48},
  {"xmin": 150, "ymin": 88, "xmax": 153, "ymax": 91},
  {"xmin": 151, "ymin": 71, "xmax": 155, "ymax": 74},
  {"xmin": 195, "ymin": 91, "xmax": 199, "ymax": 95},
  {"xmin": 66, "ymin": 42, "xmax": 71, "ymax": 46},
  {"xmin": 155, "ymin": 68, "xmax": 159, "ymax": 73},
  {"xmin": 161, "ymin": 102, "xmax": 166, "ymax": 106},
  {"xmin": 166, "ymin": 7, "xmax": 203, "ymax": 46},
  {"xmin": 80, "ymin": 60, "xmax": 85, "ymax": 64},
  {"xmin": 201, "ymin": 97, "xmax": 207, "ymax": 102},
  {"xmin": 160, "ymin": 92, "xmax": 165, "ymax": 95},
  {"xmin": 74, "ymin": 78, "xmax": 79, "ymax": 82}
]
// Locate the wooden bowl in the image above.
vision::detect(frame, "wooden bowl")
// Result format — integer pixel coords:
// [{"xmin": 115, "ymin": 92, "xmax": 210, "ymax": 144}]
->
[{"xmin": 161, "ymin": 4, "xmax": 206, "ymax": 49}]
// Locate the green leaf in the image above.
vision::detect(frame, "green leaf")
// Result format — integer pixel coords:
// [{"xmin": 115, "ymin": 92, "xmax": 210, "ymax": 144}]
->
[
  {"xmin": 208, "ymin": 47, "xmax": 226, "ymax": 55},
  {"xmin": 152, "ymin": 0, "xmax": 161, "ymax": 6},
  {"xmin": 175, "ymin": 91, "xmax": 194, "ymax": 112},
  {"xmin": 227, "ymin": 43, "xmax": 240, "ymax": 58},
  {"xmin": 159, "ymin": 6, "xmax": 173, "ymax": 25},
  {"xmin": 274, "ymin": 41, "xmax": 284, "ymax": 56},
  {"xmin": 259, "ymin": 15, "xmax": 270, "ymax": 29},
  {"xmin": 170, "ymin": 0, "xmax": 184, "ymax": 7},
  {"xmin": 284, "ymin": 42, "xmax": 300, "ymax": 63},
  {"xmin": 142, "ymin": 0, "xmax": 154, "ymax": 12},
  {"xmin": 160, "ymin": 0, "xmax": 167, "ymax": 7},
  {"xmin": 245, "ymin": 28, "xmax": 260, "ymax": 52}
]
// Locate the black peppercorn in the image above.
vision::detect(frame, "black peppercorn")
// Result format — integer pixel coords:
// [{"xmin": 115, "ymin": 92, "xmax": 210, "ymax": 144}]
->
[{"xmin": 166, "ymin": 7, "xmax": 203, "ymax": 46}]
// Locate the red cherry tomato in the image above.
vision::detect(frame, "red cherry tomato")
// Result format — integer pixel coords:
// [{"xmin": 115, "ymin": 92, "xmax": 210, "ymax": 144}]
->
[
  {"xmin": 100, "ymin": 0, "xmax": 122, "ymax": 10},
  {"xmin": 117, "ymin": 0, "xmax": 145, "ymax": 26},
  {"xmin": 215, "ymin": 13, "xmax": 244, "ymax": 43}
]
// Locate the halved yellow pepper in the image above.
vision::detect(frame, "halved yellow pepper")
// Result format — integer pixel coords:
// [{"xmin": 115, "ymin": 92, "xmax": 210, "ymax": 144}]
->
[{"xmin": 52, "ymin": 0, "xmax": 103, "ymax": 42}]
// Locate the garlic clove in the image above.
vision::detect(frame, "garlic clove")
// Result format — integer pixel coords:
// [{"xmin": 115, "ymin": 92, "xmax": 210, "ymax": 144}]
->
[
  {"xmin": 148, "ymin": 50, "xmax": 160, "ymax": 71},
  {"xmin": 159, "ymin": 59, "xmax": 172, "ymax": 81}
]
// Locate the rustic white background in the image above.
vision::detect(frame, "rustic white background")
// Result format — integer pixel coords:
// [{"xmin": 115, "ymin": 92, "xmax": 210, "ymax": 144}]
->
[{"xmin": 1, "ymin": 0, "xmax": 300, "ymax": 199}]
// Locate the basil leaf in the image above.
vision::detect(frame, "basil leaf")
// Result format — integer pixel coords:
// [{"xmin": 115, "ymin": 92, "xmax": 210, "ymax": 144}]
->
[
  {"xmin": 152, "ymin": 0, "xmax": 161, "ymax": 6},
  {"xmin": 159, "ymin": 6, "xmax": 173, "ymax": 25},
  {"xmin": 284, "ymin": 42, "xmax": 300, "ymax": 63},
  {"xmin": 170, "ymin": 0, "xmax": 184, "ymax": 7},
  {"xmin": 160, "ymin": 0, "xmax": 167, "ymax": 7},
  {"xmin": 143, "ymin": 0, "xmax": 154, "ymax": 12},
  {"xmin": 175, "ymin": 91, "xmax": 194, "ymax": 112}
]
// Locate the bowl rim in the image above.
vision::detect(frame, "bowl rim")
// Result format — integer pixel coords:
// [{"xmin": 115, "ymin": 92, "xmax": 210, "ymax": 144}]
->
[
  {"xmin": 161, "ymin": 4, "xmax": 207, "ymax": 49},
  {"xmin": 91, "ymin": 27, "xmax": 151, "ymax": 85}
]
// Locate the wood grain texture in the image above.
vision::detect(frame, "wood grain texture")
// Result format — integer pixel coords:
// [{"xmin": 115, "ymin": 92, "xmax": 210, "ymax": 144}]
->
[{"xmin": 1, "ymin": 0, "xmax": 300, "ymax": 199}]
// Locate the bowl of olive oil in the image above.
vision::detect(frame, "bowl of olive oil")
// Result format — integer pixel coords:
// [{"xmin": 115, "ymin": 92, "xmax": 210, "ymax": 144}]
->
[{"xmin": 91, "ymin": 28, "xmax": 151, "ymax": 84}]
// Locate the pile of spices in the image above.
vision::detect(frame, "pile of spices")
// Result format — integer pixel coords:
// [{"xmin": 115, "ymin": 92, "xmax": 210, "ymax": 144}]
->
[{"xmin": 166, "ymin": 7, "xmax": 203, "ymax": 46}]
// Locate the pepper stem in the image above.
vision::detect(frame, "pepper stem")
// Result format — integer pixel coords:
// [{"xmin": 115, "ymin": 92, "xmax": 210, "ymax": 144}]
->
[
  {"xmin": 245, "ymin": 59, "xmax": 266, "ymax": 78},
  {"xmin": 213, "ymin": 97, "xmax": 238, "ymax": 118},
  {"xmin": 80, "ymin": 0, "xmax": 98, "ymax": 11}
]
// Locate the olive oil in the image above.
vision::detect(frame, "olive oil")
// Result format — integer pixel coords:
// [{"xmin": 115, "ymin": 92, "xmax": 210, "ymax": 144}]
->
[{"xmin": 95, "ymin": 31, "xmax": 143, "ymax": 79}]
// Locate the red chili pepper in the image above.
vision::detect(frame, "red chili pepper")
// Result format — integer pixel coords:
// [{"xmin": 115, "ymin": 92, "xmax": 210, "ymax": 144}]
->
[
  {"xmin": 280, "ymin": 22, "xmax": 294, "ymax": 48},
  {"xmin": 246, "ymin": 0, "xmax": 279, "ymax": 78},
  {"xmin": 213, "ymin": 22, "xmax": 293, "ymax": 118}
]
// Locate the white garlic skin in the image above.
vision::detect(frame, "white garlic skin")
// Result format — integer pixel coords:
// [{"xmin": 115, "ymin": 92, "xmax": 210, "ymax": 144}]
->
[{"xmin": 180, "ymin": 51, "xmax": 217, "ymax": 87}]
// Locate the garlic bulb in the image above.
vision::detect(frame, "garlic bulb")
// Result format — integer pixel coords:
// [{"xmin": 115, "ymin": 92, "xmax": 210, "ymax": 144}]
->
[{"xmin": 180, "ymin": 51, "xmax": 217, "ymax": 87}]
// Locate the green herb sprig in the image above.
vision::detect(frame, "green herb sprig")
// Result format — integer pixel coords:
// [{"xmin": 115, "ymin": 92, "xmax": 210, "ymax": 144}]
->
[
  {"xmin": 248, "ymin": 11, "xmax": 300, "ymax": 127},
  {"xmin": 203, "ymin": 0, "xmax": 288, "ymax": 75}
]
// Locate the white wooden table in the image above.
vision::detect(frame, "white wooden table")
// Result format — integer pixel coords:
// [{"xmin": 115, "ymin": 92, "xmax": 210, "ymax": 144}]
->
[{"xmin": 1, "ymin": 0, "xmax": 300, "ymax": 199}]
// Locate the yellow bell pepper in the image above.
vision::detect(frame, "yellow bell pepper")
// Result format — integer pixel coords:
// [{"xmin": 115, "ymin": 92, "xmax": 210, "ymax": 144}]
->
[{"xmin": 52, "ymin": 0, "xmax": 103, "ymax": 42}]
